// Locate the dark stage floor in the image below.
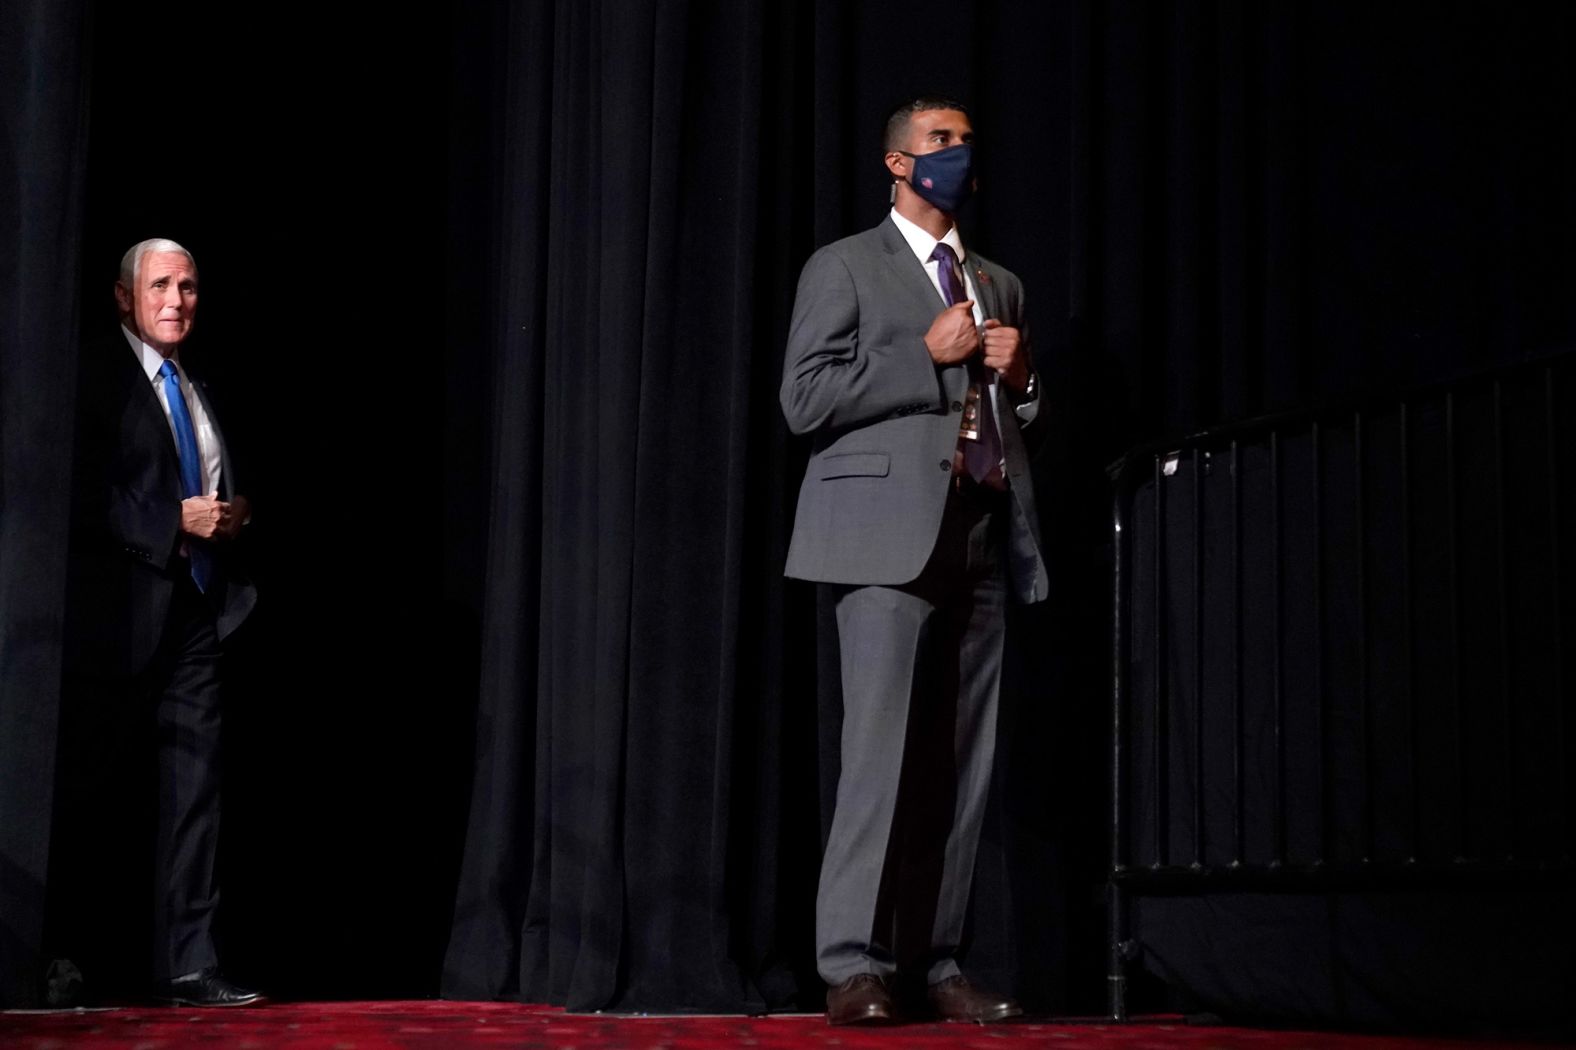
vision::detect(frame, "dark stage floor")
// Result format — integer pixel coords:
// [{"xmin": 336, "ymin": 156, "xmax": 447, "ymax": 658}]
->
[{"xmin": 0, "ymin": 1000, "xmax": 1559, "ymax": 1049}]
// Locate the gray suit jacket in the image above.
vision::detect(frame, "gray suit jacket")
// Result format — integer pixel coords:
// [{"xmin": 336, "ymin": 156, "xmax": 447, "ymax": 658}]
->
[{"xmin": 780, "ymin": 217, "xmax": 1049, "ymax": 604}]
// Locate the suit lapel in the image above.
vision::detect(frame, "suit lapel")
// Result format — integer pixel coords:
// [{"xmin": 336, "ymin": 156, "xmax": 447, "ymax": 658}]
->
[
  {"xmin": 879, "ymin": 216, "xmax": 1005, "ymax": 324},
  {"xmin": 877, "ymin": 217, "xmax": 949, "ymax": 321},
  {"xmin": 110, "ymin": 342, "xmax": 182, "ymax": 468},
  {"xmin": 875, "ymin": 217, "xmax": 976, "ymax": 401},
  {"xmin": 958, "ymin": 256, "xmax": 1012, "ymax": 418},
  {"xmin": 965, "ymin": 254, "xmax": 1002, "ymax": 322}
]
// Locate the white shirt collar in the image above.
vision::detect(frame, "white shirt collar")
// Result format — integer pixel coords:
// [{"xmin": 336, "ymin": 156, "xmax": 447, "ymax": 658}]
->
[
  {"xmin": 122, "ymin": 324, "xmax": 182, "ymax": 383},
  {"xmin": 889, "ymin": 207, "xmax": 966, "ymax": 267}
]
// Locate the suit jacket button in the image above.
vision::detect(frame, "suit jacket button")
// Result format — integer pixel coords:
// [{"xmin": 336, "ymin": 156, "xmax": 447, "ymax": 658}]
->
[
  {"xmin": 950, "ymin": 401, "xmax": 963, "ymax": 412},
  {"xmin": 939, "ymin": 460, "xmax": 950, "ymax": 471}
]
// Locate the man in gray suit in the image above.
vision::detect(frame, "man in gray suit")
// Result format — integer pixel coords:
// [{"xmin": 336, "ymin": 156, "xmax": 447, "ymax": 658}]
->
[{"xmin": 781, "ymin": 96, "xmax": 1047, "ymax": 1025}]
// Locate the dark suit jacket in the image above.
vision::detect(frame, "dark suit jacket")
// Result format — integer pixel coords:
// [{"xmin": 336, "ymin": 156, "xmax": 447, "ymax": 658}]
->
[
  {"xmin": 779, "ymin": 217, "xmax": 1049, "ymax": 603},
  {"xmin": 64, "ymin": 333, "xmax": 257, "ymax": 678}
]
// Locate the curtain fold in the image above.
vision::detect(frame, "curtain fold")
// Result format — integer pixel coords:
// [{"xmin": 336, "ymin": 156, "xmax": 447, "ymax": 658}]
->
[
  {"xmin": 444, "ymin": 0, "xmax": 819, "ymax": 1011},
  {"xmin": 3, "ymin": 0, "xmax": 1567, "ymax": 1017},
  {"xmin": 0, "ymin": 0, "xmax": 91, "ymax": 1009},
  {"xmin": 440, "ymin": 0, "xmax": 1574, "ymax": 1015}
]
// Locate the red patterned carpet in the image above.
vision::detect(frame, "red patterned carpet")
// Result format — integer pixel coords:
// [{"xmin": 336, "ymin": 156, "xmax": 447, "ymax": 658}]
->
[{"xmin": 0, "ymin": 1001, "xmax": 1556, "ymax": 1049}]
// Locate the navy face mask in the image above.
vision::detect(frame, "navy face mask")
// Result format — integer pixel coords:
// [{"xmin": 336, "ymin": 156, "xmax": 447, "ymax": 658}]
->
[{"xmin": 900, "ymin": 143, "xmax": 975, "ymax": 214}]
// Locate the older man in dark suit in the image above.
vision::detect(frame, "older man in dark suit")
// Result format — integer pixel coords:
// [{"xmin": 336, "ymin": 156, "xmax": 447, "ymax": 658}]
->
[
  {"xmin": 48, "ymin": 238, "xmax": 261, "ymax": 1007},
  {"xmin": 781, "ymin": 97, "xmax": 1047, "ymax": 1025}
]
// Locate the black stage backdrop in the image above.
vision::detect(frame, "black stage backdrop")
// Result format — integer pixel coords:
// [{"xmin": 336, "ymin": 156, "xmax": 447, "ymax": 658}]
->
[
  {"xmin": 1, "ymin": 0, "xmax": 1572, "ymax": 1018},
  {"xmin": 0, "ymin": 0, "xmax": 90, "ymax": 1010}
]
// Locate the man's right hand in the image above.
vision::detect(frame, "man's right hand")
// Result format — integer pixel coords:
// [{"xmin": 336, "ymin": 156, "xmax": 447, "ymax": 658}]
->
[
  {"xmin": 924, "ymin": 300, "xmax": 979, "ymax": 365},
  {"xmin": 181, "ymin": 492, "xmax": 230, "ymax": 540}
]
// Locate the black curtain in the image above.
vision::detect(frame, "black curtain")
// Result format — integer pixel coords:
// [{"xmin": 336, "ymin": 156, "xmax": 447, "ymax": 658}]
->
[
  {"xmin": 3, "ymin": 3, "xmax": 479, "ymax": 1006},
  {"xmin": 439, "ymin": 0, "xmax": 834, "ymax": 1010},
  {"xmin": 0, "ymin": 0, "xmax": 90, "ymax": 1009},
  {"xmin": 1, "ymin": 0, "xmax": 1571, "ymax": 1017},
  {"xmin": 439, "ymin": 0, "xmax": 1575, "ymax": 1015},
  {"xmin": 438, "ymin": 0, "xmax": 1116, "ymax": 1013}
]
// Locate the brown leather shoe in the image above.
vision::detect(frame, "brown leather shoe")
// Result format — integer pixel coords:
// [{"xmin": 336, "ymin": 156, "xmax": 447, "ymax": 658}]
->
[
  {"xmin": 927, "ymin": 975, "xmax": 1022, "ymax": 1023},
  {"xmin": 825, "ymin": 973, "xmax": 897, "ymax": 1025}
]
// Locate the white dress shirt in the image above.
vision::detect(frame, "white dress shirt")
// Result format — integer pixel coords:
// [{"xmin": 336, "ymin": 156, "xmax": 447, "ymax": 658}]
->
[
  {"xmin": 890, "ymin": 206, "xmax": 988, "ymax": 330},
  {"xmin": 122, "ymin": 325, "xmax": 222, "ymax": 495}
]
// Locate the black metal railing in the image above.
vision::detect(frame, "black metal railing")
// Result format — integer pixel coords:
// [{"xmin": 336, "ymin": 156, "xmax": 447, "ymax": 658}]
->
[{"xmin": 1106, "ymin": 352, "xmax": 1575, "ymax": 1019}]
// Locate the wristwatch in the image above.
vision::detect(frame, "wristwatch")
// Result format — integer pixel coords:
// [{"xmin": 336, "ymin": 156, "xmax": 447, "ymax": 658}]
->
[{"xmin": 1011, "ymin": 368, "xmax": 1039, "ymax": 406}]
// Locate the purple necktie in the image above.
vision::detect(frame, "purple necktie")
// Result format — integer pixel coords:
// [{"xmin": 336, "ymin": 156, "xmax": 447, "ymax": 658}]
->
[{"xmin": 930, "ymin": 243, "xmax": 1001, "ymax": 482}]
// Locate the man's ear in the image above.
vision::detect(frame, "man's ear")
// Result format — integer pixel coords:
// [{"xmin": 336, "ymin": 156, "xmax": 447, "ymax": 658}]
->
[
  {"xmin": 884, "ymin": 151, "xmax": 908, "ymax": 180},
  {"xmin": 113, "ymin": 281, "xmax": 132, "ymax": 316}
]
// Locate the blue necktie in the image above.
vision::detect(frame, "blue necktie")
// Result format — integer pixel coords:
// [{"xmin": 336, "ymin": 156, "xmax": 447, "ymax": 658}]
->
[
  {"xmin": 159, "ymin": 360, "xmax": 212, "ymax": 593},
  {"xmin": 930, "ymin": 243, "xmax": 1001, "ymax": 482}
]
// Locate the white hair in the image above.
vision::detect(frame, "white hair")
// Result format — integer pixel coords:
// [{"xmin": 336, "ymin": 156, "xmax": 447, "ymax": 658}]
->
[{"xmin": 118, "ymin": 238, "xmax": 197, "ymax": 287}]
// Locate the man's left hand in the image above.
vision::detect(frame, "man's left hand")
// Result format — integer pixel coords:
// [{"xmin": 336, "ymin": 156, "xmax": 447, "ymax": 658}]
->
[
  {"xmin": 981, "ymin": 319, "xmax": 1030, "ymax": 394},
  {"xmin": 215, "ymin": 495, "xmax": 249, "ymax": 541}
]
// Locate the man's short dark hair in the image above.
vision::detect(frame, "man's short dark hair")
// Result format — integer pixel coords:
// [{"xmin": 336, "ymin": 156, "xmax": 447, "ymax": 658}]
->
[{"xmin": 883, "ymin": 95, "xmax": 971, "ymax": 152}]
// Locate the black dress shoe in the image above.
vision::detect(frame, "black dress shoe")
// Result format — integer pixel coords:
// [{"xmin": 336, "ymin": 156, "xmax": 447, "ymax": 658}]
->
[
  {"xmin": 927, "ymin": 975, "xmax": 1022, "ymax": 1023},
  {"xmin": 156, "ymin": 968, "xmax": 266, "ymax": 1007},
  {"xmin": 825, "ymin": 973, "xmax": 897, "ymax": 1025}
]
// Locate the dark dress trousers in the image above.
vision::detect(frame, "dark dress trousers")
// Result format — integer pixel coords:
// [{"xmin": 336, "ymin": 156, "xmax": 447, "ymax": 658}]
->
[
  {"xmin": 51, "ymin": 334, "xmax": 256, "ymax": 986},
  {"xmin": 781, "ymin": 217, "xmax": 1048, "ymax": 988}
]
